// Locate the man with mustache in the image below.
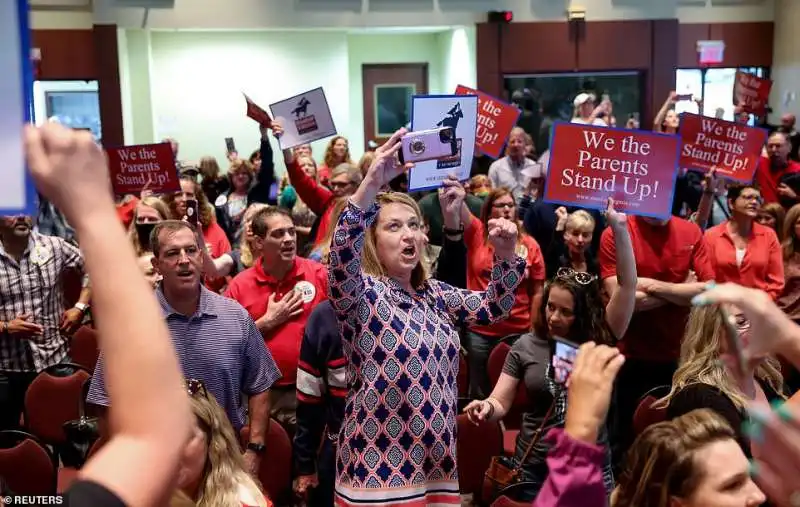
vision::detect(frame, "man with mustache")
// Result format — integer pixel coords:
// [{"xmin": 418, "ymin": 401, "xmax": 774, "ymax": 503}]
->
[
  {"xmin": 0, "ymin": 214, "xmax": 91, "ymax": 431},
  {"xmin": 87, "ymin": 219, "xmax": 280, "ymax": 476},
  {"xmin": 226, "ymin": 207, "xmax": 328, "ymax": 433},
  {"xmin": 755, "ymin": 131, "xmax": 800, "ymax": 207}
]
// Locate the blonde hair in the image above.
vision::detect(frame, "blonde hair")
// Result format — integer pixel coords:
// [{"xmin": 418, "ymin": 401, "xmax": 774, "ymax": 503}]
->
[
  {"xmin": 358, "ymin": 152, "xmax": 375, "ymax": 178},
  {"xmin": 656, "ymin": 304, "xmax": 784, "ymax": 412},
  {"xmin": 127, "ymin": 196, "xmax": 172, "ymax": 255},
  {"xmin": 614, "ymin": 409, "xmax": 736, "ymax": 507},
  {"xmin": 565, "ymin": 210, "xmax": 595, "ymax": 233},
  {"xmin": 760, "ymin": 202, "xmax": 785, "ymax": 242},
  {"xmin": 361, "ymin": 192, "xmax": 429, "ymax": 289},
  {"xmin": 782, "ymin": 203, "xmax": 800, "ymax": 260},
  {"xmin": 189, "ymin": 392, "xmax": 268, "ymax": 507},
  {"xmin": 315, "ymin": 198, "xmax": 349, "ymax": 264},
  {"xmin": 240, "ymin": 204, "xmax": 269, "ymax": 269}
]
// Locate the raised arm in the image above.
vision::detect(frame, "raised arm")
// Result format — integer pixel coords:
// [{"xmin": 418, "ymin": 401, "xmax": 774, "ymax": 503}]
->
[
  {"xmin": 327, "ymin": 128, "xmax": 412, "ymax": 316},
  {"xmin": 602, "ymin": 200, "xmax": 637, "ymax": 339},
  {"xmin": 653, "ymin": 91, "xmax": 677, "ymax": 132},
  {"xmin": 26, "ymin": 124, "xmax": 191, "ymax": 507},
  {"xmin": 281, "ymin": 141, "xmax": 333, "ymax": 216},
  {"xmin": 692, "ymin": 168, "xmax": 718, "ymax": 231},
  {"xmin": 248, "ymin": 124, "xmax": 278, "ymax": 205}
]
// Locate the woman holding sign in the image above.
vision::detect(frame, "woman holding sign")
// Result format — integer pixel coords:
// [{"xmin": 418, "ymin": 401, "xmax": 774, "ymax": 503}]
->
[
  {"xmin": 327, "ymin": 128, "xmax": 526, "ymax": 506},
  {"xmin": 463, "ymin": 198, "xmax": 637, "ymax": 502}
]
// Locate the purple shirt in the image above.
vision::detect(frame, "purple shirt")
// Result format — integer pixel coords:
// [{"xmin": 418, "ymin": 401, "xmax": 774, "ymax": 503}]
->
[{"xmin": 86, "ymin": 285, "xmax": 281, "ymax": 430}]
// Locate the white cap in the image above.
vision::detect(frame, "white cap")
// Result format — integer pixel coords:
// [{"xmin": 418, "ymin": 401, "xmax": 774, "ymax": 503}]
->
[{"xmin": 573, "ymin": 93, "xmax": 596, "ymax": 107}]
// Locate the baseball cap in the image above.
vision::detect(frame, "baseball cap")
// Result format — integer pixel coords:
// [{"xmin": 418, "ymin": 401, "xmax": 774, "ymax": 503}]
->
[
  {"xmin": 573, "ymin": 93, "xmax": 596, "ymax": 107},
  {"xmin": 178, "ymin": 163, "xmax": 199, "ymax": 177}
]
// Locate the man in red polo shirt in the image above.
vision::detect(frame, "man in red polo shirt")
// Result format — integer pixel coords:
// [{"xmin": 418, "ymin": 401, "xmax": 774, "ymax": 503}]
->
[
  {"xmin": 755, "ymin": 131, "xmax": 800, "ymax": 206},
  {"xmin": 599, "ymin": 214, "xmax": 715, "ymax": 470},
  {"xmin": 226, "ymin": 206, "xmax": 327, "ymax": 431}
]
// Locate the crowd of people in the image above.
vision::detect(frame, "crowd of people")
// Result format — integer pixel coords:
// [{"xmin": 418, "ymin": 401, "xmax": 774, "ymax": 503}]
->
[{"xmin": 4, "ymin": 87, "xmax": 800, "ymax": 507}]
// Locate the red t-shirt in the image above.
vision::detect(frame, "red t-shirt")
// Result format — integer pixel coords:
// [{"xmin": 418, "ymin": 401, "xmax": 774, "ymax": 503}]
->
[
  {"xmin": 203, "ymin": 221, "xmax": 232, "ymax": 293},
  {"xmin": 754, "ymin": 156, "xmax": 800, "ymax": 204},
  {"xmin": 225, "ymin": 256, "xmax": 328, "ymax": 386},
  {"xmin": 599, "ymin": 216, "xmax": 715, "ymax": 362},
  {"xmin": 704, "ymin": 221, "xmax": 784, "ymax": 300},
  {"xmin": 465, "ymin": 216, "xmax": 545, "ymax": 338}
]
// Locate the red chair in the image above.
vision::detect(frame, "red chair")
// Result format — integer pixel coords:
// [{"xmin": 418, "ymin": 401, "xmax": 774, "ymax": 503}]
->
[
  {"xmin": 487, "ymin": 343, "xmax": 529, "ymax": 455},
  {"xmin": 0, "ymin": 430, "xmax": 57, "ymax": 495},
  {"xmin": 24, "ymin": 364, "xmax": 91, "ymax": 447},
  {"xmin": 632, "ymin": 385, "xmax": 671, "ymax": 435},
  {"xmin": 240, "ymin": 420, "xmax": 292, "ymax": 504},
  {"xmin": 69, "ymin": 326, "xmax": 99, "ymax": 374},
  {"xmin": 457, "ymin": 413, "xmax": 502, "ymax": 501}
]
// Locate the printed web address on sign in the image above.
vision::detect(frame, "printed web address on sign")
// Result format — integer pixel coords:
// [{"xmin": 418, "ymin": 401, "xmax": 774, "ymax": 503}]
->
[{"xmin": 574, "ymin": 194, "xmax": 641, "ymax": 208}]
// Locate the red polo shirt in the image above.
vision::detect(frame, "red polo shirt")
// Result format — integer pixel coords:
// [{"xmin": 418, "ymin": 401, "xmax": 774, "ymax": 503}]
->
[
  {"xmin": 754, "ymin": 156, "xmax": 800, "ymax": 204},
  {"xmin": 225, "ymin": 256, "xmax": 328, "ymax": 386},
  {"xmin": 704, "ymin": 221, "xmax": 784, "ymax": 300},
  {"xmin": 465, "ymin": 216, "xmax": 546, "ymax": 338},
  {"xmin": 599, "ymin": 216, "xmax": 715, "ymax": 362}
]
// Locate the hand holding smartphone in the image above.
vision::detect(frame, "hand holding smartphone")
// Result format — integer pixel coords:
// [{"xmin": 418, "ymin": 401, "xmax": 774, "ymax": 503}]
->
[
  {"xmin": 398, "ymin": 127, "xmax": 457, "ymax": 164},
  {"xmin": 185, "ymin": 199, "xmax": 199, "ymax": 227},
  {"xmin": 553, "ymin": 337, "xmax": 580, "ymax": 384}
]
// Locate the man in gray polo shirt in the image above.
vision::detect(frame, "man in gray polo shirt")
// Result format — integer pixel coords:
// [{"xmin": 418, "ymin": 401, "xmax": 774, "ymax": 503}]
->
[
  {"xmin": 488, "ymin": 127, "xmax": 540, "ymax": 201},
  {"xmin": 87, "ymin": 220, "xmax": 281, "ymax": 475}
]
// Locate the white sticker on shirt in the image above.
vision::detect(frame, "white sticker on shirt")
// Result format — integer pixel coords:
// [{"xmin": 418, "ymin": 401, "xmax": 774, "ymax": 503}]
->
[
  {"xmin": 516, "ymin": 244, "xmax": 528, "ymax": 259},
  {"xmin": 214, "ymin": 194, "xmax": 228, "ymax": 207},
  {"xmin": 294, "ymin": 280, "xmax": 316, "ymax": 303},
  {"xmin": 31, "ymin": 245, "xmax": 51, "ymax": 265}
]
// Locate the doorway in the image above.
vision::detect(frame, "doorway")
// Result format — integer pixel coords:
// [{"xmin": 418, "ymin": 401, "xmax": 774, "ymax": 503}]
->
[{"xmin": 362, "ymin": 63, "xmax": 428, "ymax": 152}]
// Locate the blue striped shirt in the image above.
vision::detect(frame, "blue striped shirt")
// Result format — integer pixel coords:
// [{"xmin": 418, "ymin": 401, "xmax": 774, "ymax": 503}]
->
[{"xmin": 86, "ymin": 285, "xmax": 281, "ymax": 430}]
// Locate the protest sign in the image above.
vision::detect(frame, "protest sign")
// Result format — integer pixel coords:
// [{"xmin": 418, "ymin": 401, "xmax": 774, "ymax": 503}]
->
[
  {"xmin": 243, "ymin": 93, "xmax": 272, "ymax": 127},
  {"xmin": 0, "ymin": 0, "xmax": 37, "ymax": 216},
  {"xmin": 679, "ymin": 113, "xmax": 766, "ymax": 183},
  {"xmin": 544, "ymin": 122, "xmax": 680, "ymax": 219},
  {"xmin": 455, "ymin": 85, "xmax": 520, "ymax": 159},
  {"xmin": 107, "ymin": 143, "xmax": 181, "ymax": 196},
  {"xmin": 407, "ymin": 94, "xmax": 478, "ymax": 192},
  {"xmin": 270, "ymin": 87, "xmax": 336, "ymax": 150},
  {"xmin": 734, "ymin": 71, "xmax": 772, "ymax": 116}
]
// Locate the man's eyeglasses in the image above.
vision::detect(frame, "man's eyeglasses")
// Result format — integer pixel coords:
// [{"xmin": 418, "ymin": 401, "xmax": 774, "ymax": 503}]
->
[
  {"xmin": 186, "ymin": 378, "xmax": 208, "ymax": 398},
  {"xmin": 556, "ymin": 267, "xmax": 597, "ymax": 286}
]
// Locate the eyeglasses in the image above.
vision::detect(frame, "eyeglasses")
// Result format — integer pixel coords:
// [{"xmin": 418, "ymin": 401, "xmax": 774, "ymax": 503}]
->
[
  {"xmin": 556, "ymin": 267, "xmax": 597, "ymax": 285},
  {"xmin": 186, "ymin": 378, "xmax": 208, "ymax": 398},
  {"xmin": 492, "ymin": 202, "xmax": 515, "ymax": 209}
]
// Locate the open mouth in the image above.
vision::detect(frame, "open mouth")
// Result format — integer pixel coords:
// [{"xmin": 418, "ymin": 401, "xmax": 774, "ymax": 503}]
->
[
  {"xmin": 280, "ymin": 246, "xmax": 295, "ymax": 255},
  {"xmin": 401, "ymin": 244, "xmax": 417, "ymax": 258},
  {"xmin": 176, "ymin": 270, "xmax": 194, "ymax": 279}
]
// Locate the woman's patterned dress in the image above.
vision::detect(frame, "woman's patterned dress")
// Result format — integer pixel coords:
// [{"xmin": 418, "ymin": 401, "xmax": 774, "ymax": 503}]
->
[{"xmin": 328, "ymin": 201, "xmax": 526, "ymax": 506}]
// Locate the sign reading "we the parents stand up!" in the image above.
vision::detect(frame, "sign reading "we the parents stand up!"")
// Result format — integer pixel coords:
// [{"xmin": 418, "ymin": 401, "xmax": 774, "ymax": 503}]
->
[
  {"xmin": 544, "ymin": 122, "xmax": 680, "ymax": 219},
  {"xmin": 106, "ymin": 143, "xmax": 180, "ymax": 195}
]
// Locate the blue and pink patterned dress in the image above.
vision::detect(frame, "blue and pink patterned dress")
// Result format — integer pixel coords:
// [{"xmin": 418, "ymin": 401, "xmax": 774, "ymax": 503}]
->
[{"xmin": 328, "ymin": 202, "xmax": 526, "ymax": 507}]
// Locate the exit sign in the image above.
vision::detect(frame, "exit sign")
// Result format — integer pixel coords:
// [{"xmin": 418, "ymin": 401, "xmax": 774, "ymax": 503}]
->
[{"xmin": 697, "ymin": 40, "xmax": 725, "ymax": 65}]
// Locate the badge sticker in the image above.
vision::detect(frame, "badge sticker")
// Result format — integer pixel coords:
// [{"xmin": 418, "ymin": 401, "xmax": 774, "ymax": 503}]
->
[
  {"xmin": 515, "ymin": 244, "xmax": 528, "ymax": 259},
  {"xmin": 31, "ymin": 245, "xmax": 50, "ymax": 265},
  {"xmin": 294, "ymin": 280, "xmax": 316, "ymax": 303}
]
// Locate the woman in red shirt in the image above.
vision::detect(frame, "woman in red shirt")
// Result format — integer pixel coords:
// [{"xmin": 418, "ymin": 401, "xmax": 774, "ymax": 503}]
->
[
  {"xmin": 462, "ymin": 188, "xmax": 546, "ymax": 397},
  {"xmin": 704, "ymin": 183, "xmax": 784, "ymax": 299}
]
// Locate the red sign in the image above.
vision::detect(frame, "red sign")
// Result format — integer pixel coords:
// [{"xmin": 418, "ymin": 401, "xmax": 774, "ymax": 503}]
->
[
  {"xmin": 455, "ymin": 85, "xmax": 521, "ymax": 159},
  {"xmin": 734, "ymin": 71, "xmax": 772, "ymax": 116},
  {"xmin": 544, "ymin": 123, "xmax": 679, "ymax": 219},
  {"xmin": 106, "ymin": 143, "xmax": 180, "ymax": 196},
  {"xmin": 679, "ymin": 113, "xmax": 766, "ymax": 183},
  {"xmin": 244, "ymin": 93, "xmax": 272, "ymax": 127}
]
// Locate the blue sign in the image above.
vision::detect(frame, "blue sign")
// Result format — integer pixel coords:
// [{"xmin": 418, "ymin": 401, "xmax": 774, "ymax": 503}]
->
[{"xmin": 0, "ymin": 0, "xmax": 37, "ymax": 216}]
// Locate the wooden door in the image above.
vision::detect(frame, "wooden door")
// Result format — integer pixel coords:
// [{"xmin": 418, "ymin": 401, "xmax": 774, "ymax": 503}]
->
[{"xmin": 362, "ymin": 63, "xmax": 428, "ymax": 151}]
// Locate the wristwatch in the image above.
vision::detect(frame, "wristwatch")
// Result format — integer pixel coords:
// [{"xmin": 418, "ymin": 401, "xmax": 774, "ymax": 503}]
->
[
  {"xmin": 74, "ymin": 302, "xmax": 90, "ymax": 314},
  {"xmin": 247, "ymin": 442, "xmax": 266, "ymax": 455},
  {"xmin": 442, "ymin": 224, "xmax": 464, "ymax": 236}
]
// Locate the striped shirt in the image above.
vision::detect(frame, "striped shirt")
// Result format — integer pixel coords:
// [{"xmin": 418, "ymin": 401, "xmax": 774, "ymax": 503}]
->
[
  {"xmin": 86, "ymin": 285, "xmax": 282, "ymax": 430},
  {"xmin": 0, "ymin": 232, "xmax": 84, "ymax": 372}
]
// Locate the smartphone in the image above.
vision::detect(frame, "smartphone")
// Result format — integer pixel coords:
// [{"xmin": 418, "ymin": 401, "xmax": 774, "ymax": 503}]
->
[
  {"xmin": 185, "ymin": 199, "xmax": 199, "ymax": 226},
  {"xmin": 225, "ymin": 137, "xmax": 236, "ymax": 154},
  {"xmin": 717, "ymin": 306, "xmax": 748, "ymax": 376},
  {"xmin": 552, "ymin": 337, "xmax": 580, "ymax": 384},
  {"xmin": 398, "ymin": 127, "xmax": 457, "ymax": 164},
  {"xmin": 675, "ymin": 93, "xmax": 694, "ymax": 102}
]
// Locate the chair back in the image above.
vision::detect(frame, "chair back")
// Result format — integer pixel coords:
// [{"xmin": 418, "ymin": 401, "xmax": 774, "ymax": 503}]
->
[
  {"xmin": 486, "ymin": 343, "xmax": 528, "ymax": 430},
  {"xmin": 69, "ymin": 326, "xmax": 99, "ymax": 374},
  {"xmin": 457, "ymin": 352, "xmax": 468, "ymax": 398},
  {"xmin": 456, "ymin": 413, "xmax": 502, "ymax": 498},
  {"xmin": 24, "ymin": 364, "xmax": 91, "ymax": 444},
  {"xmin": 0, "ymin": 430, "xmax": 57, "ymax": 495},
  {"xmin": 633, "ymin": 385, "xmax": 671, "ymax": 435},
  {"xmin": 241, "ymin": 420, "xmax": 292, "ymax": 504}
]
